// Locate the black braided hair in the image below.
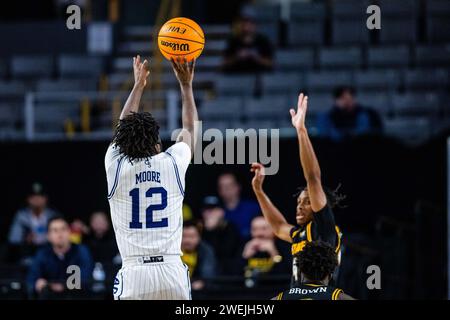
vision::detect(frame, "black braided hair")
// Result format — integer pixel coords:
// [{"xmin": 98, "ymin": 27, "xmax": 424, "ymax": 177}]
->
[
  {"xmin": 294, "ymin": 184, "xmax": 347, "ymax": 209},
  {"xmin": 296, "ymin": 240, "xmax": 338, "ymax": 282},
  {"xmin": 112, "ymin": 112, "xmax": 161, "ymax": 163}
]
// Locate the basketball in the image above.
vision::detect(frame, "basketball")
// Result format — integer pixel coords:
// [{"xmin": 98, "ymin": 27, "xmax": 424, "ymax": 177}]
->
[{"xmin": 157, "ymin": 17, "xmax": 205, "ymax": 61}]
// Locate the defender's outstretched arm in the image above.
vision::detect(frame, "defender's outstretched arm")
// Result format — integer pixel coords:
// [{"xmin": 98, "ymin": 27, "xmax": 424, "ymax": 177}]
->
[
  {"xmin": 290, "ymin": 93, "xmax": 327, "ymax": 212},
  {"xmin": 251, "ymin": 163, "xmax": 294, "ymax": 243},
  {"xmin": 171, "ymin": 58, "xmax": 198, "ymax": 155},
  {"xmin": 120, "ymin": 55, "xmax": 150, "ymax": 120}
]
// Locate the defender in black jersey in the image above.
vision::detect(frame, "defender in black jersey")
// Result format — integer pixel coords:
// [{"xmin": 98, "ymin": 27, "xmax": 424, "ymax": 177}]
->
[
  {"xmin": 251, "ymin": 93, "xmax": 343, "ymax": 283},
  {"xmin": 274, "ymin": 241, "xmax": 353, "ymax": 300}
]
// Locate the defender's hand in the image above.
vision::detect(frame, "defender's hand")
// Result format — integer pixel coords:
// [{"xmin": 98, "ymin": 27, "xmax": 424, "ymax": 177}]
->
[
  {"xmin": 171, "ymin": 58, "xmax": 195, "ymax": 87},
  {"xmin": 290, "ymin": 93, "xmax": 308, "ymax": 131},
  {"xmin": 251, "ymin": 162, "xmax": 265, "ymax": 192},
  {"xmin": 133, "ymin": 55, "xmax": 149, "ymax": 89}
]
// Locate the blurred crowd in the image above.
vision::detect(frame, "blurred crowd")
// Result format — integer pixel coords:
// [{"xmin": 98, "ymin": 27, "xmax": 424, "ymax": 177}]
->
[
  {"xmin": 1, "ymin": 171, "xmax": 296, "ymax": 299},
  {"xmin": 222, "ymin": 5, "xmax": 383, "ymax": 140}
]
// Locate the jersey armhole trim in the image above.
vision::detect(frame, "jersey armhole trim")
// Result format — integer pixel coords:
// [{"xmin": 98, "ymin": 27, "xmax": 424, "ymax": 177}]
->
[
  {"xmin": 332, "ymin": 288, "xmax": 342, "ymax": 300},
  {"xmin": 306, "ymin": 222, "xmax": 313, "ymax": 242},
  {"xmin": 335, "ymin": 225, "xmax": 342, "ymax": 253},
  {"xmin": 107, "ymin": 156, "xmax": 125, "ymax": 200},
  {"xmin": 164, "ymin": 151, "xmax": 185, "ymax": 196}
]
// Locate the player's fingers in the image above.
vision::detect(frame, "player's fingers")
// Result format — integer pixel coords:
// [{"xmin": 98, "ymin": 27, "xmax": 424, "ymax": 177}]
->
[
  {"xmin": 178, "ymin": 58, "xmax": 185, "ymax": 71},
  {"xmin": 173, "ymin": 58, "xmax": 181, "ymax": 71},
  {"xmin": 301, "ymin": 96, "xmax": 308, "ymax": 113},
  {"xmin": 142, "ymin": 59, "xmax": 148, "ymax": 71},
  {"xmin": 297, "ymin": 93, "xmax": 304, "ymax": 110},
  {"xmin": 251, "ymin": 162, "xmax": 263, "ymax": 171},
  {"xmin": 170, "ymin": 58, "xmax": 180, "ymax": 72},
  {"xmin": 289, "ymin": 108, "xmax": 296, "ymax": 118},
  {"xmin": 189, "ymin": 59, "xmax": 195, "ymax": 73},
  {"xmin": 260, "ymin": 166, "xmax": 265, "ymax": 175}
]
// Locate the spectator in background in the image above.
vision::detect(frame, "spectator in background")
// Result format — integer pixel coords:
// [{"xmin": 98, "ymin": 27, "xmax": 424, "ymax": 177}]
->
[
  {"xmin": 8, "ymin": 183, "xmax": 57, "ymax": 248},
  {"xmin": 217, "ymin": 172, "xmax": 261, "ymax": 240},
  {"xmin": 84, "ymin": 211, "xmax": 119, "ymax": 266},
  {"xmin": 69, "ymin": 218, "xmax": 89, "ymax": 244},
  {"xmin": 241, "ymin": 216, "xmax": 291, "ymax": 278},
  {"xmin": 222, "ymin": 6, "xmax": 274, "ymax": 73},
  {"xmin": 181, "ymin": 220, "xmax": 216, "ymax": 291},
  {"xmin": 183, "ymin": 203, "xmax": 194, "ymax": 221},
  {"xmin": 317, "ymin": 86, "xmax": 383, "ymax": 141},
  {"xmin": 27, "ymin": 216, "xmax": 94, "ymax": 299},
  {"xmin": 201, "ymin": 196, "xmax": 241, "ymax": 275}
]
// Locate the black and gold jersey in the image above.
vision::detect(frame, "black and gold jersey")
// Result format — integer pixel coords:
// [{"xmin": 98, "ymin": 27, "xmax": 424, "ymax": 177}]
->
[
  {"xmin": 290, "ymin": 204, "xmax": 342, "ymax": 258},
  {"xmin": 275, "ymin": 283, "xmax": 343, "ymax": 300},
  {"xmin": 290, "ymin": 205, "xmax": 342, "ymax": 283}
]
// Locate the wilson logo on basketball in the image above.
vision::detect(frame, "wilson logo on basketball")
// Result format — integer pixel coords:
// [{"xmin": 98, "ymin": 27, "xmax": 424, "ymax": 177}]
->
[{"xmin": 160, "ymin": 40, "xmax": 190, "ymax": 52}]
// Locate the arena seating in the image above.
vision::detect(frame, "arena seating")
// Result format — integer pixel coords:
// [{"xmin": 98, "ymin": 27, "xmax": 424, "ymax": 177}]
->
[{"xmin": 0, "ymin": 0, "xmax": 448, "ymax": 144}]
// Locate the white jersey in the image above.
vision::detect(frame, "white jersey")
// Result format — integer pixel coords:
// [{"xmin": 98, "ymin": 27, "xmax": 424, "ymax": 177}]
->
[{"xmin": 105, "ymin": 142, "xmax": 191, "ymax": 259}]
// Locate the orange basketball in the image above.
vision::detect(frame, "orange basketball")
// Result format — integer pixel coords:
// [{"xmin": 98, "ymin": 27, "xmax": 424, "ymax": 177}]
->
[{"xmin": 157, "ymin": 17, "xmax": 205, "ymax": 61}]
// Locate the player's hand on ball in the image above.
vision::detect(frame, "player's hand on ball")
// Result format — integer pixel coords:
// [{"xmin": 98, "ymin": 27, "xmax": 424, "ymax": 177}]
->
[
  {"xmin": 133, "ymin": 55, "xmax": 150, "ymax": 89},
  {"xmin": 251, "ymin": 162, "xmax": 265, "ymax": 192},
  {"xmin": 290, "ymin": 93, "xmax": 308, "ymax": 131},
  {"xmin": 171, "ymin": 58, "xmax": 195, "ymax": 87}
]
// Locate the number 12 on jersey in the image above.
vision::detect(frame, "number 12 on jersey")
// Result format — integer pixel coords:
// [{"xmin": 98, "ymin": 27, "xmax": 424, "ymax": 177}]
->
[{"xmin": 129, "ymin": 187, "xmax": 168, "ymax": 229}]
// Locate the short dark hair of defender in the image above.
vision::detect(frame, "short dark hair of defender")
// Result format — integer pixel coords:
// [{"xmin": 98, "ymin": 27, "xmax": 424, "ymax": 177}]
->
[
  {"xmin": 295, "ymin": 240, "xmax": 338, "ymax": 282},
  {"xmin": 333, "ymin": 85, "xmax": 356, "ymax": 99},
  {"xmin": 112, "ymin": 112, "xmax": 161, "ymax": 162}
]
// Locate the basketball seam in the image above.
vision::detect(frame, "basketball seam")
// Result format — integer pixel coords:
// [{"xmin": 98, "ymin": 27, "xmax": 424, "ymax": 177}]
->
[
  {"xmin": 163, "ymin": 21, "xmax": 204, "ymax": 40},
  {"xmin": 158, "ymin": 35, "xmax": 205, "ymax": 45}
]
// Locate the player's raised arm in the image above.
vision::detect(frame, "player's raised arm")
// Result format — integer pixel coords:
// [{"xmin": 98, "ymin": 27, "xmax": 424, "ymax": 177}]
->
[
  {"xmin": 290, "ymin": 93, "xmax": 327, "ymax": 212},
  {"xmin": 119, "ymin": 55, "xmax": 150, "ymax": 120},
  {"xmin": 251, "ymin": 163, "xmax": 294, "ymax": 243},
  {"xmin": 171, "ymin": 58, "xmax": 198, "ymax": 155}
]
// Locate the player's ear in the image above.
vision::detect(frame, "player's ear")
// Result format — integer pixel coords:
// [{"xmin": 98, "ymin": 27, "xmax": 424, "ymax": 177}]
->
[{"xmin": 156, "ymin": 142, "xmax": 162, "ymax": 153}]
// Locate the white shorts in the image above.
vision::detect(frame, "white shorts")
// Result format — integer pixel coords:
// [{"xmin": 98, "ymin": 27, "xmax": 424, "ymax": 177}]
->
[{"xmin": 113, "ymin": 255, "xmax": 191, "ymax": 300}]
